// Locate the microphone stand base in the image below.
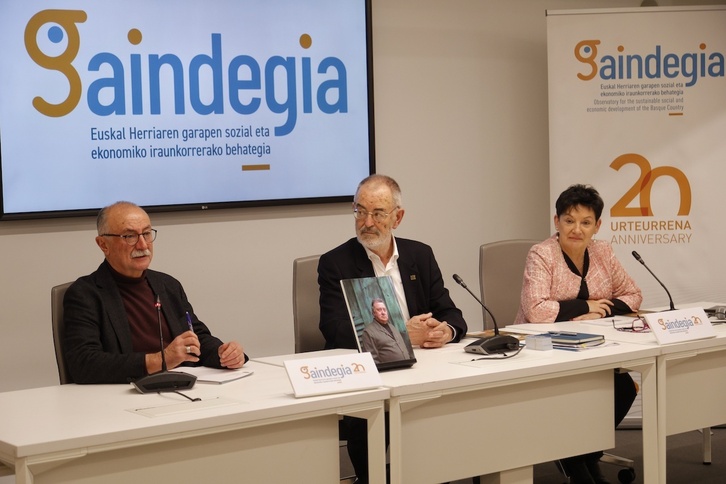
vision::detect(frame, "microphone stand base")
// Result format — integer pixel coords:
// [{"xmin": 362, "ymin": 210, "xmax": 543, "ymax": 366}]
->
[
  {"xmin": 464, "ymin": 334, "xmax": 520, "ymax": 355},
  {"xmin": 132, "ymin": 371, "xmax": 197, "ymax": 394}
]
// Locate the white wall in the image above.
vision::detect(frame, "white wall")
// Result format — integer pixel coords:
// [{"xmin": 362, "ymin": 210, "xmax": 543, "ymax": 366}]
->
[{"xmin": 1, "ymin": 0, "xmax": 719, "ymax": 393}]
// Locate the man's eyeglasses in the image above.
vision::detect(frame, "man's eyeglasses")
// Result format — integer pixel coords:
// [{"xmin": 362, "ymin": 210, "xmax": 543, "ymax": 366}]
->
[
  {"xmin": 353, "ymin": 207, "xmax": 398, "ymax": 223},
  {"xmin": 612, "ymin": 316, "xmax": 649, "ymax": 332},
  {"xmin": 101, "ymin": 229, "xmax": 157, "ymax": 245}
]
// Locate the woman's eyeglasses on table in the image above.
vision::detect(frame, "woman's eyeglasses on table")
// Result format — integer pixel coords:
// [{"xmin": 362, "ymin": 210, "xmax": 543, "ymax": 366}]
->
[{"xmin": 612, "ymin": 316, "xmax": 649, "ymax": 332}]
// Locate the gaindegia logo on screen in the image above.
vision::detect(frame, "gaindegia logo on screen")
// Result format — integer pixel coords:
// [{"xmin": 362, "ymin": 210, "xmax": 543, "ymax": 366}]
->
[{"xmin": 24, "ymin": 9, "xmax": 350, "ymax": 136}]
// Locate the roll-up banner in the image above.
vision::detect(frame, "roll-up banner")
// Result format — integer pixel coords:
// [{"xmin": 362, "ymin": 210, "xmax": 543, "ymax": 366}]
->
[{"xmin": 547, "ymin": 6, "xmax": 726, "ymax": 308}]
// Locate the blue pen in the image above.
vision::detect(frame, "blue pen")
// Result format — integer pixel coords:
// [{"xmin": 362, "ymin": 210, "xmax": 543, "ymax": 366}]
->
[{"xmin": 186, "ymin": 311, "xmax": 194, "ymax": 332}]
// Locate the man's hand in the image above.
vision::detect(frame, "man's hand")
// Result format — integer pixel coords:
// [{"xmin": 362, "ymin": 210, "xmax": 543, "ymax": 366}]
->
[
  {"xmin": 219, "ymin": 341, "xmax": 246, "ymax": 369},
  {"xmin": 145, "ymin": 330, "xmax": 200, "ymax": 373},
  {"xmin": 406, "ymin": 313, "xmax": 453, "ymax": 348}
]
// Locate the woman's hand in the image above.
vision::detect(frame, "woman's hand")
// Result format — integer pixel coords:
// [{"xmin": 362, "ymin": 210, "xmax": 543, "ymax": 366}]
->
[
  {"xmin": 573, "ymin": 312, "xmax": 608, "ymax": 321},
  {"xmin": 585, "ymin": 298, "xmax": 614, "ymax": 318}
]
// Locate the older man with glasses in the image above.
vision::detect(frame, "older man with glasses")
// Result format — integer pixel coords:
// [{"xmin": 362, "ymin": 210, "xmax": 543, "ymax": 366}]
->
[
  {"xmin": 63, "ymin": 201, "xmax": 247, "ymax": 384},
  {"xmin": 319, "ymin": 174, "xmax": 467, "ymax": 351},
  {"xmin": 318, "ymin": 174, "xmax": 467, "ymax": 483}
]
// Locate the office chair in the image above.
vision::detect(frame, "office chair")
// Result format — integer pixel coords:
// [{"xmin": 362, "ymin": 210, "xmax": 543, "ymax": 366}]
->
[
  {"xmin": 479, "ymin": 239, "xmax": 540, "ymax": 329},
  {"xmin": 292, "ymin": 255, "xmax": 327, "ymax": 353},
  {"xmin": 292, "ymin": 255, "xmax": 356, "ymax": 482},
  {"xmin": 51, "ymin": 281, "xmax": 74, "ymax": 385},
  {"xmin": 479, "ymin": 240, "xmax": 637, "ymax": 484}
]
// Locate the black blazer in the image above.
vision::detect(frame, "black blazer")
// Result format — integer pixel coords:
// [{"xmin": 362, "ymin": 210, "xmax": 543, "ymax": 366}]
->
[
  {"xmin": 63, "ymin": 261, "xmax": 233, "ymax": 384},
  {"xmin": 317, "ymin": 237, "xmax": 467, "ymax": 349}
]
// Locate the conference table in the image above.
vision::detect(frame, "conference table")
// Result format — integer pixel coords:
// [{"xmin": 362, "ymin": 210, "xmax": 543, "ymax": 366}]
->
[
  {"xmin": 513, "ymin": 303, "xmax": 726, "ymax": 484},
  {"xmin": 4, "ymin": 314, "xmax": 720, "ymax": 484},
  {"xmin": 255, "ymin": 340, "xmax": 661, "ymax": 483},
  {"xmin": 379, "ymin": 339, "xmax": 660, "ymax": 484},
  {"xmin": 0, "ymin": 361, "xmax": 388, "ymax": 484}
]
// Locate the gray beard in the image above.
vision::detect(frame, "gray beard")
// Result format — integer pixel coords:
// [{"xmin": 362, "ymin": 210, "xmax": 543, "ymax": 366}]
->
[{"xmin": 357, "ymin": 233, "xmax": 390, "ymax": 252}]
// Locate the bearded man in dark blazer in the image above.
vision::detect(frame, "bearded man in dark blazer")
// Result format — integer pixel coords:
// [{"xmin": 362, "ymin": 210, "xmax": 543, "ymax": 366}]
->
[
  {"xmin": 317, "ymin": 174, "xmax": 467, "ymax": 483},
  {"xmin": 319, "ymin": 174, "xmax": 466, "ymax": 351}
]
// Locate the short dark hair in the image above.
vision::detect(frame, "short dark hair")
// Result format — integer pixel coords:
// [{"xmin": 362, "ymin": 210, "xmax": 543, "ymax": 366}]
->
[{"xmin": 555, "ymin": 184, "xmax": 604, "ymax": 220}]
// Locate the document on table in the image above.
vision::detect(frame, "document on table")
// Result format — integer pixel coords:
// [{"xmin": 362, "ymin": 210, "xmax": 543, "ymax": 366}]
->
[{"xmin": 175, "ymin": 366, "xmax": 254, "ymax": 384}]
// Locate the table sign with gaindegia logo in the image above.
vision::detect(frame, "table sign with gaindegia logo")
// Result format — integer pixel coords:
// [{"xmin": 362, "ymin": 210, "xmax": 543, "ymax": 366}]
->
[
  {"xmin": 284, "ymin": 352, "xmax": 382, "ymax": 398},
  {"xmin": 643, "ymin": 307, "xmax": 716, "ymax": 345}
]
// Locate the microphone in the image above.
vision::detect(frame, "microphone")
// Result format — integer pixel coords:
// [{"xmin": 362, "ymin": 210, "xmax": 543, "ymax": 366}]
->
[
  {"xmin": 631, "ymin": 251, "xmax": 676, "ymax": 311},
  {"xmin": 131, "ymin": 295, "xmax": 197, "ymax": 394},
  {"xmin": 452, "ymin": 274, "xmax": 520, "ymax": 355}
]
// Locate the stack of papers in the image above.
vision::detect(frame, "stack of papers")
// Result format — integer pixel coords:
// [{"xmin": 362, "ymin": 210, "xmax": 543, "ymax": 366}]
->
[{"xmin": 174, "ymin": 367, "xmax": 254, "ymax": 384}]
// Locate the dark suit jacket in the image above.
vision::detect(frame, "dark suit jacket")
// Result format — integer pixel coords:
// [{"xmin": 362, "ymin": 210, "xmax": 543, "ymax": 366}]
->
[
  {"xmin": 63, "ymin": 261, "xmax": 240, "ymax": 384},
  {"xmin": 318, "ymin": 237, "xmax": 467, "ymax": 349}
]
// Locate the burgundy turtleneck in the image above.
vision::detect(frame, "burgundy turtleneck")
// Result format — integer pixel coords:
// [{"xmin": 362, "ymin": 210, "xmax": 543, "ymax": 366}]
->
[{"xmin": 106, "ymin": 261, "xmax": 172, "ymax": 354}]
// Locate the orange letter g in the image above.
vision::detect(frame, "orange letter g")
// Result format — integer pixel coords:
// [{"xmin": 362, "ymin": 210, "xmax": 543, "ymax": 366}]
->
[
  {"xmin": 24, "ymin": 10, "xmax": 87, "ymax": 117},
  {"xmin": 574, "ymin": 39, "xmax": 600, "ymax": 81}
]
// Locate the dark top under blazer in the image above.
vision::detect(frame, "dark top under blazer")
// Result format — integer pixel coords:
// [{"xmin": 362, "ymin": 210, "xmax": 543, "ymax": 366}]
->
[
  {"xmin": 63, "ymin": 261, "xmax": 241, "ymax": 384},
  {"xmin": 318, "ymin": 237, "xmax": 467, "ymax": 349}
]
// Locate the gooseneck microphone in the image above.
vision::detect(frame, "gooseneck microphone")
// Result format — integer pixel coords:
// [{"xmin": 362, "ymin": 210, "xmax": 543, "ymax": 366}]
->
[
  {"xmin": 631, "ymin": 251, "xmax": 676, "ymax": 311},
  {"xmin": 131, "ymin": 295, "xmax": 197, "ymax": 394},
  {"xmin": 452, "ymin": 274, "xmax": 520, "ymax": 355}
]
